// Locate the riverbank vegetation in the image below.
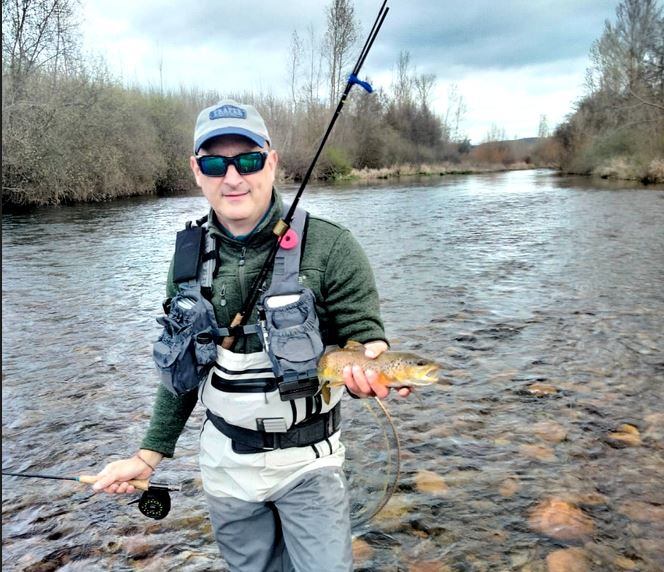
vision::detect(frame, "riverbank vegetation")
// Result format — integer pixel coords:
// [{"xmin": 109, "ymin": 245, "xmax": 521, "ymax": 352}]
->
[
  {"xmin": 1, "ymin": 0, "xmax": 540, "ymax": 209},
  {"xmin": 552, "ymin": 0, "xmax": 664, "ymax": 184},
  {"xmin": 4, "ymin": 0, "xmax": 661, "ymax": 209}
]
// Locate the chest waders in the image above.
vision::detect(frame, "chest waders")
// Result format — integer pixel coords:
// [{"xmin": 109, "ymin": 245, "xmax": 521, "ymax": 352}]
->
[{"xmin": 152, "ymin": 206, "xmax": 339, "ymax": 453}]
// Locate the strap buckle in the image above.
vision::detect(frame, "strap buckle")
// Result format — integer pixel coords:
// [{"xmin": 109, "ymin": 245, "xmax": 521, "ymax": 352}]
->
[
  {"xmin": 278, "ymin": 370, "xmax": 320, "ymax": 401},
  {"xmin": 257, "ymin": 418, "xmax": 288, "ymax": 433}
]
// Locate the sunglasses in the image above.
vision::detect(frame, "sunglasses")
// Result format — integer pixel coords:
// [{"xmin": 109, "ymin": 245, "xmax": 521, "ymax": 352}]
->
[{"xmin": 196, "ymin": 151, "xmax": 268, "ymax": 177}]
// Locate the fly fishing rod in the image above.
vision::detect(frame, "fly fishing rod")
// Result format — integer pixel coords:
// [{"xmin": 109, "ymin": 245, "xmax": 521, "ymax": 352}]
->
[
  {"xmin": 2, "ymin": 471, "xmax": 181, "ymax": 520},
  {"xmin": 222, "ymin": 0, "xmax": 389, "ymax": 349}
]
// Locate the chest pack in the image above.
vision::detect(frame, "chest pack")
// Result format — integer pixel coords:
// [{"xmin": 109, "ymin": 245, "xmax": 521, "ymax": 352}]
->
[{"xmin": 152, "ymin": 206, "xmax": 325, "ymax": 401}]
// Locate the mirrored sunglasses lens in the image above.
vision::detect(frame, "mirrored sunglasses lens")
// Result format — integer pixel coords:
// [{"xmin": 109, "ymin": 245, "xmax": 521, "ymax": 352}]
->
[
  {"xmin": 200, "ymin": 156, "xmax": 228, "ymax": 176},
  {"xmin": 236, "ymin": 153, "xmax": 265, "ymax": 174}
]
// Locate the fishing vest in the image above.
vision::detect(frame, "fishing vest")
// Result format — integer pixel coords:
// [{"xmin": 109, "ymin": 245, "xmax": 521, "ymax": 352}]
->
[{"xmin": 153, "ymin": 206, "xmax": 342, "ymax": 453}]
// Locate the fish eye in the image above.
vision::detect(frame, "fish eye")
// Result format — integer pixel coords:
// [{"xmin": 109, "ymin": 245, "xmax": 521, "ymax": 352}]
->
[{"xmin": 416, "ymin": 359, "xmax": 428, "ymax": 366}]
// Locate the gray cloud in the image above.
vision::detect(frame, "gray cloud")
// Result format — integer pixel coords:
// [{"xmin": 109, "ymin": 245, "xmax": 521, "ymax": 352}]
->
[
  {"xmin": 108, "ymin": 0, "xmax": 618, "ymax": 74},
  {"xmin": 370, "ymin": 0, "xmax": 617, "ymax": 70}
]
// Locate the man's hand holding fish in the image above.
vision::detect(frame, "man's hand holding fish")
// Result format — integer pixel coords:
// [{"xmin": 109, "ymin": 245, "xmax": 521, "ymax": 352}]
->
[
  {"xmin": 319, "ymin": 340, "xmax": 442, "ymax": 402},
  {"xmin": 341, "ymin": 340, "xmax": 411, "ymax": 399}
]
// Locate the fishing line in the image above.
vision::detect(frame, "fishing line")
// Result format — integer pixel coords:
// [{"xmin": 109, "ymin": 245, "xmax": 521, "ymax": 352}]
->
[{"xmin": 348, "ymin": 396, "xmax": 401, "ymax": 529}]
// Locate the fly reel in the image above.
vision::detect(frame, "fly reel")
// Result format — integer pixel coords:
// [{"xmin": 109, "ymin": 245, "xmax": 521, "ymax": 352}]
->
[{"xmin": 129, "ymin": 485, "xmax": 172, "ymax": 520}]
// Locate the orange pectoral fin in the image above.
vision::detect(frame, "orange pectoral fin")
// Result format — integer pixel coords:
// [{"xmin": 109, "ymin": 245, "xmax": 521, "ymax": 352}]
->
[{"xmin": 374, "ymin": 372, "xmax": 392, "ymax": 386}]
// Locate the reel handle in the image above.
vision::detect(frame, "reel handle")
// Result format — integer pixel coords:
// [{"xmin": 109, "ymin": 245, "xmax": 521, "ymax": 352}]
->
[{"xmin": 78, "ymin": 475, "xmax": 150, "ymax": 491}]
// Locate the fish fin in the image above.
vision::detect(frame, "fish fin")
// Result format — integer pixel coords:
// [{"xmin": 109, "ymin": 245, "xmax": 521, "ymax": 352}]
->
[
  {"xmin": 321, "ymin": 383, "xmax": 331, "ymax": 405},
  {"xmin": 344, "ymin": 340, "xmax": 364, "ymax": 349},
  {"xmin": 375, "ymin": 372, "xmax": 392, "ymax": 385}
]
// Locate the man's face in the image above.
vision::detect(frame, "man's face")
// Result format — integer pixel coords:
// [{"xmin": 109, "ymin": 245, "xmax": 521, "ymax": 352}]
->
[{"xmin": 190, "ymin": 135, "xmax": 278, "ymax": 234}]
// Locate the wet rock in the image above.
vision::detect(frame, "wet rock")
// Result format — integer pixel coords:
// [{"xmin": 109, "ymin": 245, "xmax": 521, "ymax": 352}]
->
[
  {"xmin": 526, "ymin": 383, "xmax": 558, "ymax": 396},
  {"xmin": 568, "ymin": 492, "xmax": 608, "ymax": 506},
  {"xmin": 617, "ymin": 500, "xmax": 664, "ymax": 523},
  {"xmin": 532, "ymin": 421, "xmax": 568, "ymax": 443},
  {"xmin": 644, "ymin": 412, "xmax": 664, "ymax": 427},
  {"xmin": 414, "ymin": 470, "xmax": 449, "ymax": 496},
  {"xmin": 643, "ymin": 412, "xmax": 664, "ymax": 443},
  {"xmin": 374, "ymin": 494, "xmax": 413, "ymax": 523},
  {"xmin": 509, "ymin": 550, "xmax": 531, "ymax": 568},
  {"xmin": 520, "ymin": 443, "xmax": 557, "ymax": 462},
  {"xmin": 168, "ymin": 514, "xmax": 208, "ymax": 528},
  {"xmin": 546, "ymin": 548, "xmax": 589, "ymax": 572},
  {"xmin": 121, "ymin": 535, "xmax": 154, "ymax": 559},
  {"xmin": 528, "ymin": 499, "xmax": 595, "ymax": 540},
  {"xmin": 464, "ymin": 554, "xmax": 490, "ymax": 571},
  {"xmin": 357, "ymin": 530, "xmax": 399, "ymax": 548},
  {"xmin": 499, "ymin": 477, "xmax": 521, "ymax": 497},
  {"xmin": 408, "ymin": 560, "xmax": 452, "ymax": 572},
  {"xmin": 631, "ymin": 538, "xmax": 664, "ymax": 567},
  {"xmin": 607, "ymin": 424, "xmax": 641, "ymax": 447},
  {"xmin": 104, "ymin": 540, "xmax": 121, "ymax": 553},
  {"xmin": 352, "ymin": 538, "xmax": 373, "ymax": 565},
  {"xmin": 440, "ymin": 469, "xmax": 477, "ymax": 487},
  {"xmin": 613, "ymin": 555, "xmax": 640, "ymax": 570},
  {"xmin": 489, "ymin": 530, "xmax": 510, "ymax": 544},
  {"xmin": 454, "ymin": 333, "xmax": 477, "ymax": 342}
]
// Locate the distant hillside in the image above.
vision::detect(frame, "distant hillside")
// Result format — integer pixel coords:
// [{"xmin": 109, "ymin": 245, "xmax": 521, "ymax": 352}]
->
[{"xmin": 469, "ymin": 137, "xmax": 553, "ymax": 165}]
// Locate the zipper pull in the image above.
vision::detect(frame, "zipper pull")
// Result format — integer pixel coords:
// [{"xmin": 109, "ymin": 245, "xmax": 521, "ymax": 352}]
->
[
  {"xmin": 220, "ymin": 283, "xmax": 227, "ymax": 307},
  {"xmin": 239, "ymin": 247, "xmax": 246, "ymax": 267}
]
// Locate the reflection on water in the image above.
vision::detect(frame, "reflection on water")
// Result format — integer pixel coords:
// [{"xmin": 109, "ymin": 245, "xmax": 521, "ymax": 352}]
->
[{"xmin": 3, "ymin": 170, "xmax": 664, "ymax": 571}]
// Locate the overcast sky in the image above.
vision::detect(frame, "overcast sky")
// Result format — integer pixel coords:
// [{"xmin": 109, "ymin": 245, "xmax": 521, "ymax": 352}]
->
[{"xmin": 81, "ymin": 0, "xmax": 619, "ymax": 143}]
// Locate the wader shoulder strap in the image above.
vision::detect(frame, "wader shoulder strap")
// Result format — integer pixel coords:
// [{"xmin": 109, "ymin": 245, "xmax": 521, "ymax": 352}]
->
[
  {"xmin": 267, "ymin": 205, "xmax": 308, "ymax": 296},
  {"xmin": 171, "ymin": 217, "xmax": 216, "ymax": 295}
]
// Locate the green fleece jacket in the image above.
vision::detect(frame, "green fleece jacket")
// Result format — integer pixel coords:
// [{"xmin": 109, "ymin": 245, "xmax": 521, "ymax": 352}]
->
[{"xmin": 141, "ymin": 190, "xmax": 386, "ymax": 456}]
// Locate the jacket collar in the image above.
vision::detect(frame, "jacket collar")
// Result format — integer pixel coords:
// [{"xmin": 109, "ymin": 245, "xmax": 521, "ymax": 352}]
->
[{"xmin": 206, "ymin": 189, "xmax": 284, "ymax": 248}]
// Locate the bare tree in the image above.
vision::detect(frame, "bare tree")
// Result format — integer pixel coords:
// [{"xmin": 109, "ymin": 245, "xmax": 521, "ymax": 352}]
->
[
  {"xmin": 443, "ymin": 83, "xmax": 466, "ymax": 142},
  {"xmin": 587, "ymin": 0, "xmax": 663, "ymax": 100},
  {"xmin": 414, "ymin": 72, "xmax": 436, "ymax": 110},
  {"xmin": 2, "ymin": 0, "xmax": 81, "ymax": 96},
  {"xmin": 392, "ymin": 50, "xmax": 413, "ymax": 106},
  {"xmin": 324, "ymin": 0, "xmax": 359, "ymax": 106},
  {"xmin": 287, "ymin": 29, "xmax": 302, "ymax": 109},
  {"xmin": 303, "ymin": 23, "xmax": 324, "ymax": 108},
  {"xmin": 537, "ymin": 114, "xmax": 550, "ymax": 138},
  {"xmin": 484, "ymin": 123, "xmax": 506, "ymax": 143}
]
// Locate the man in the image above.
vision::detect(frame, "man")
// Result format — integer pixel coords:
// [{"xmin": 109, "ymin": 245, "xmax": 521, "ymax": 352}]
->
[{"xmin": 94, "ymin": 99, "xmax": 409, "ymax": 571}]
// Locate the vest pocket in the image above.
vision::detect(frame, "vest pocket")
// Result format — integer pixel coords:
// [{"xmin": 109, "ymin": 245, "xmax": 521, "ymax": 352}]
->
[
  {"xmin": 194, "ymin": 329, "xmax": 217, "ymax": 365},
  {"xmin": 153, "ymin": 288, "xmax": 220, "ymax": 396},
  {"xmin": 269, "ymin": 328, "xmax": 324, "ymax": 373},
  {"xmin": 153, "ymin": 323, "xmax": 199, "ymax": 395},
  {"xmin": 262, "ymin": 288, "xmax": 325, "ymax": 378}
]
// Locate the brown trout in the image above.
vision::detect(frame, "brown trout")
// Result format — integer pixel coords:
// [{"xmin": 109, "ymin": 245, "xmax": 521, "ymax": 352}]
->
[{"xmin": 317, "ymin": 341, "xmax": 441, "ymax": 403}]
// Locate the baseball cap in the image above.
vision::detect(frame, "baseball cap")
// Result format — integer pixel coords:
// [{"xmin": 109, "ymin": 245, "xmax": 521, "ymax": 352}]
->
[{"xmin": 193, "ymin": 99, "xmax": 271, "ymax": 153}]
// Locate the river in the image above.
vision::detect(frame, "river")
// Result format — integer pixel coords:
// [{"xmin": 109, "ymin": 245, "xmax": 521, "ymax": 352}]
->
[{"xmin": 2, "ymin": 170, "xmax": 663, "ymax": 571}]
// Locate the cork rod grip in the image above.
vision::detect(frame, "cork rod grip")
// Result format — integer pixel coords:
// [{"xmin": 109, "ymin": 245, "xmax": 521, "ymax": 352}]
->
[
  {"xmin": 77, "ymin": 475, "xmax": 150, "ymax": 491},
  {"xmin": 221, "ymin": 313, "xmax": 244, "ymax": 350}
]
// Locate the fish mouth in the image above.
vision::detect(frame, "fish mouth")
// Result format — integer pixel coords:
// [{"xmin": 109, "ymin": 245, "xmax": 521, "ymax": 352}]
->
[{"xmin": 414, "ymin": 364, "xmax": 441, "ymax": 384}]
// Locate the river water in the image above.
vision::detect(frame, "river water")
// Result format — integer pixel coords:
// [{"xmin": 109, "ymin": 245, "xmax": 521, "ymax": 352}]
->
[{"xmin": 2, "ymin": 170, "xmax": 663, "ymax": 571}]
